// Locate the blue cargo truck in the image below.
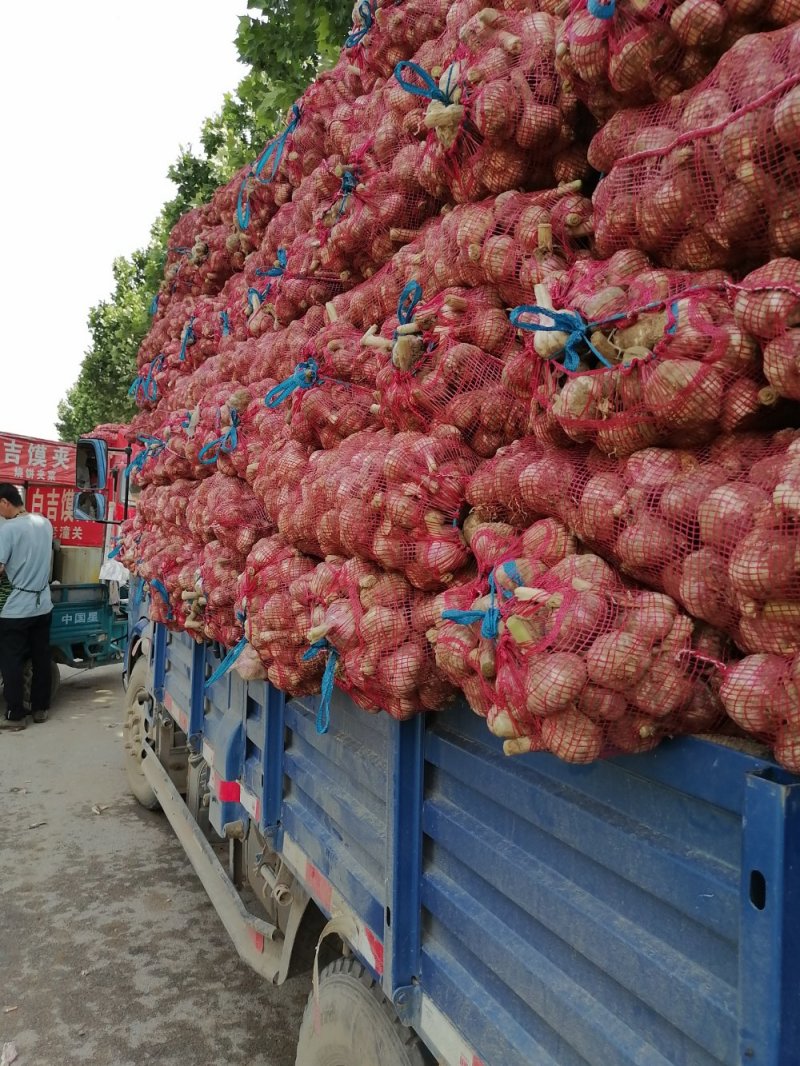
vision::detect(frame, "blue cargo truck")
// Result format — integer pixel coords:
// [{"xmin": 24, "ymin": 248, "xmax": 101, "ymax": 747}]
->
[{"xmin": 124, "ymin": 584, "xmax": 800, "ymax": 1066}]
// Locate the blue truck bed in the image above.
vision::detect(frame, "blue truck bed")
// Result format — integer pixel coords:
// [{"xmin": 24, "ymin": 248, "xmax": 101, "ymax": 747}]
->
[{"xmin": 146, "ymin": 623, "xmax": 800, "ymax": 1066}]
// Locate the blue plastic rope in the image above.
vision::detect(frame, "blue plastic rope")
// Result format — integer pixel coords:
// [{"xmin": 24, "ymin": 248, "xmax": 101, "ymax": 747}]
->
[
  {"xmin": 257, "ymin": 247, "xmax": 288, "ymax": 277},
  {"xmin": 204, "ymin": 637, "xmax": 248, "ymax": 691},
  {"xmin": 128, "ymin": 353, "xmax": 165, "ymax": 404},
  {"xmin": 345, "ymin": 0, "xmax": 374, "ymax": 46},
  {"xmin": 509, "ymin": 305, "xmax": 614, "ymax": 371},
  {"xmin": 264, "ymin": 358, "xmax": 319, "ymax": 408},
  {"xmin": 248, "ymin": 286, "xmax": 270, "ymax": 314},
  {"xmin": 397, "ymin": 280, "xmax": 423, "ymax": 326},
  {"xmin": 149, "ymin": 293, "xmax": 159, "ymax": 316},
  {"xmin": 149, "ymin": 578, "xmax": 173, "ymax": 620},
  {"xmin": 124, "ymin": 435, "xmax": 165, "ymax": 478},
  {"xmin": 302, "ymin": 639, "xmax": 339, "ymax": 734},
  {"xmin": 442, "ymin": 573, "xmax": 501, "ymax": 640},
  {"xmin": 497, "ymin": 560, "xmax": 525, "ymax": 590},
  {"xmin": 170, "ymin": 245, "xmax": 191, "ymax": 256},
  {"xmin": 588, "ymin": 0, "xmax": 616, "ymax": 17},
  {"xmin": 236, "ymin": 105, "xmax": 302, "ymax": 230},
  {"xmin": 219, "ymin": 310, "xmax": 231, "ymax": 336},
  {"xmin": 179, "ymin": 317, "xmax": 196, "ymax": 362},
  {"xmin": 198, "ymin": 410, "xmax": 240, "ymax": 465},
  {"xmin": 336, "ymin": 169, "xmax": 359, "ymax": 219},
  {"xmin": 394, "ymin": 61, "xmax": 456, "ymax": 105}
]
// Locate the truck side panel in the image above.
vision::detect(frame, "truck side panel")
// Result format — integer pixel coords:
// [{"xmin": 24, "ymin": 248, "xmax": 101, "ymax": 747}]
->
[{"xmin": 418, "ymin": 711, "xmax": 800, "ymax": 1066}]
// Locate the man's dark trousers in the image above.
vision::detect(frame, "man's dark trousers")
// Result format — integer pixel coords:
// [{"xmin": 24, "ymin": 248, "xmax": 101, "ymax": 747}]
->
[{"xmin": 0, "ymin": 612, "xmax": 52, "ymax": 720}]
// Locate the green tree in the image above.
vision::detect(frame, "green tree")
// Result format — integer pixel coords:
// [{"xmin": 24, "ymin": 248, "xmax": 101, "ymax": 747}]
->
[{"xmin": 58, "ymin": 0, "xmax": 353, "ymax": 440}]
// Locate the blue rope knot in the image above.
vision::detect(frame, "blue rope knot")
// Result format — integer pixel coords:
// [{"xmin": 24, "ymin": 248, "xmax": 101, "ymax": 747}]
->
[
  {"xmin": 509, "ymin": 305, "xmax": 614, "ymax": 371},
  {"xmin": 204, "ymin": 636, "xmax": 248, "ymax": 691},
  {"xmin": 198, "ymin": 410, "xmax": 240, "ymax": 465},
  {"xmin": 237, "ymin": 105, "xmax": 302, "ymax": 230},
  {"xmin": 442, "ymin": 573, "xmax": 501, "ymax": 640},
  {"xmin": 264, "ymin": 358, "xmax": 320, "ymax": 408},
  {"xmin": 128, "ymin": 354, "xmax": 164, "ymax": 404},
  {"xmin": 124, "ymin": 435, "xmax": 166, "ymax": 478},
  {"xmin": 179, "ymin": 317, "xmax": 196, "ymax": 362},
  {"xmin": 219, "ymin": 310, "xmax": 231, "ymax": 336},
  {"xmin": 394, "ymin": 61, "xmax": 457, "ymax": 105},
  {"xmin": 346, "ymin": 0, "xmax": 374, "ymax": 46},
  {"xmin": 335, "ymin": 169, "xmax": 359, "ymax": 220},
  {"xmin": 302, "ymin": 638, "xmax": 339, "ymax": 734},
  {"xmin": 396, "ymin": 280, "xmax": 423, "ymax": 330},
  {"xmin": 149, "ymin": 293, "xmax": 159, "ymax": 316},
  {"xmin": 587, "ymin": 0, "xmax": 616, "ymax": 17}
]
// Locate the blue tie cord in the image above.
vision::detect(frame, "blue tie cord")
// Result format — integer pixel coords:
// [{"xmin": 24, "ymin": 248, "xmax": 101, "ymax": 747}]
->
[
  {"xmin": 204, "ymin": 637, "xmax": 248, "ymax": 691},
  {"xmin": 346, "ymin": 0, "xmax": 374, "ymax": 46},
  {"xmin": 397, "ymin": 280, "xmax": 423, "ymax": 327},
  {"xmin": 198, "ymin": 410, "xmax": 240, "ymax": 465},
  {"xmin": 264, "ymin": 358, "xmax": 320, "ymax": 408},
  {"xmin": 124, "ymin": 436, "xmax": 165, "ymax": 478},
  {"xmin": 179, "ymin": 317, "xmax": 196, "ymax": 362},
  {"xmin": 219, "ymin": 310, "xmax": 231, "ymax": 336},
  {"xmin": 128, "ymin": 353, "xmax": 165, "ymax": 404},
  {"xmin": 149, "ymin": 293, "xmax": 159, "ymax": 316},
  {"xmin": 442, "ymin": 572, "xmax": 501, "ymax": 640},
  {"xmin": 509, "ymin": 288, "xmax": 704, "ymax": 372},
  {"xmin": 149, "ymin": 579, "xmax": 173, "ymax": 620},
  {"xmin": 302, "ymin": 639, "xmax": 339, "ymax": 734},
  {"xmin": 237, "ymin": 106, "xmax": 302, "ymax": 230},
  {"xmin": 394, "ymin": 61, "xmax": 457, "ymax": 105},
  {"xmin": 588, "ymin": 0, "xmax": 616, "ymax": 17}
]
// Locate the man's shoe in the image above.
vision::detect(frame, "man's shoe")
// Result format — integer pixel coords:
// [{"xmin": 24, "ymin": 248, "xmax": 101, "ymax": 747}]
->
[
  {"xmin": 32, "ymin": 710, "xmax": 48, "ymax": 724},
  {"xmin": 0, "ymin": 716, "xmax": 27, "ymax": 731}
]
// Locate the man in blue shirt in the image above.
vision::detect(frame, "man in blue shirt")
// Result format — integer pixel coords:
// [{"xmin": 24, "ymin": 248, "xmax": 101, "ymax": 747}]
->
[{"xmin": 0, "ymin": 484, "xmax": 54, "ymax": 730}]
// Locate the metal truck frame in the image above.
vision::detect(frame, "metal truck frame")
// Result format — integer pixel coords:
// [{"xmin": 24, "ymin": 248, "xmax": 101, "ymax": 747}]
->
[{"xmin": 125, "ymin": 588, "xmax": 800, "ymax": 1066}]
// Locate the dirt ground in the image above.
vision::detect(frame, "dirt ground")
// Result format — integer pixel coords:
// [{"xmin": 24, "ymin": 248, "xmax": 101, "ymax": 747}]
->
[{"xmin": 0, "ymin": 664, "xmax": 310, "ymax": 1066}]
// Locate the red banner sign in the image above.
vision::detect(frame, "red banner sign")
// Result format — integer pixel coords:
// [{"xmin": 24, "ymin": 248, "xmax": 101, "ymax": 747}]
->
[
  {"xmin": 0, "ymin": 434, "xmax": 75, "ymax": 483},
  {"xmin": 25, "ymin": 484, "xmax": 103, "ymax": 547}
]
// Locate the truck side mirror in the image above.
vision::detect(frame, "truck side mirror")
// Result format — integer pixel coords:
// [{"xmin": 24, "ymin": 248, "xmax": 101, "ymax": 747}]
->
[
  {"xmin": 74, "ymin": 491, "xmax": 107, "ymax": 522},
  {"xmin": 76, "ymin": 438, "xmax": 108, "ymax": 491}
]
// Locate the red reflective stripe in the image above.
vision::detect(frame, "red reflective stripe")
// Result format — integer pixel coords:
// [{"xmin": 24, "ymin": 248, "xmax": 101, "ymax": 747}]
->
[
  {"xmin": 217, "ymin": 780, "xmax": 240, "ymax": 803},
  {"xmin": 305, "ymin": 862, "xmax": 333, "ymax": 911},
  {"xmin": 365, "ymin": 927, "xmax": 384, "ymax": 975},
  {"xmin": 248, "ymin": 927, "xmax": 265, "ymax": 953}
]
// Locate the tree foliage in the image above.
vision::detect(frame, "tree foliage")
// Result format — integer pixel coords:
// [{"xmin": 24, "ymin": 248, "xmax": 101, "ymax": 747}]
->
[{"xmin": 58, "ymin": 0, "xmax": 352, "ymax": 441}]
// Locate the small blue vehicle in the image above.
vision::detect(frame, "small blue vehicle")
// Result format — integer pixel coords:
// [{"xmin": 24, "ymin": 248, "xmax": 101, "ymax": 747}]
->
[{"xmin": 123, "ymin": 580, "xmax": 800, "ymax": 1066}]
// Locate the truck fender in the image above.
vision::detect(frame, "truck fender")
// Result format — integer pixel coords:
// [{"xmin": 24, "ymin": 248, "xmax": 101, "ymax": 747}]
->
[{"xmin": 124, "ymin": 618, "xmax": 151, "ymax": 690}]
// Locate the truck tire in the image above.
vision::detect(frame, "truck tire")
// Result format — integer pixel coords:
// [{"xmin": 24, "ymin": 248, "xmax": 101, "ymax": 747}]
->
[
  {"xmin": 294, "ymin": 958, "xmax": 433, "ymax": 1066},
  {"xmin": 123, "ymin": 658, "xmax": 159, "ymax": 810}
]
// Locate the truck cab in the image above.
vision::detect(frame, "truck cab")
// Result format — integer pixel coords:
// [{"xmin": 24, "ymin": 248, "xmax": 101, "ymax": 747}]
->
[{"xmin": 0, "ymin": 430, "xmax": 135, "ymax": 703}]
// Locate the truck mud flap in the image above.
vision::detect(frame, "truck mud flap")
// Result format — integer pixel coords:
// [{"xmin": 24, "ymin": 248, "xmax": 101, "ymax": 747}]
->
[{"xmin": 142, "ymin": 747, "xmax": 286, "ymax": 982}]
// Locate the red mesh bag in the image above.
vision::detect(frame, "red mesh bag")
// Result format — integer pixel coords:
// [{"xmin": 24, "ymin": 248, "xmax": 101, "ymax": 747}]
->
[
  {"xmin": 467, "ymin": 429, "xmax": 800, "ymax": 658},
  {"xmin": 238, "ymin": 536, "xmax": 326, "ymax": 695},
  {"xmin": 251, "ymin": 428, "xmax": 478, "ymax": 590},
  {"xmin": 302, "ymin": 555, "xmax": 456, "ymax": 722},
  {"xmin": 511, "ymin": 250, "xmax": 781, "ymax": 456},
  {"xmin": 733, "ymin": 257, "xmax": 800, "ymax": 401},
  {"xmin": 373, "ymin": 283, "xmax": 529, "ymax": 456},
  {"xmin": 390, "ymin": 10, "xmax": 583, "ymax": 204},
  {"xmin": 432, "ymin": 516, "xmax": 727, "ymax": 761},
  {"xmin": 185, "ymin": 472, "xmax": 272, "ymax": 557},
  {"xmin": 720, "ymin": 653, "xmax": 800, "ymax": 770},
  {"xmin": 554, "ymin": 0, "xmax": 775, "ymax": 122},
  {"xmin": 590, "ymin": 26, "xmax": 800, "ymax": 271},
  {"xmin": 343, "ymin": 0, "xmax": 449, "ymax": 81},
  {"xmin": 197, "ymin": 540, "xmax": 246, "ymax": 648}
]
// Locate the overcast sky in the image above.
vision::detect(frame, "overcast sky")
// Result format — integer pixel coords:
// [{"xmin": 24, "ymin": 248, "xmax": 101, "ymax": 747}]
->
[{"xmin": 0, "ymin": 1, "xmax": 247, "ymax": 441}]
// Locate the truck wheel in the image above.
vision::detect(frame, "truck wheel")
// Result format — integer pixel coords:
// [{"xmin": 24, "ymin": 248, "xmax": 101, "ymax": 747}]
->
[
  {"xmin": 123, "ymin": 658, "xmax": 159, "ymax": 810},
  {"xmin": 294, "ymin": 958, "xmax": 433, "ymax": 1066}
]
